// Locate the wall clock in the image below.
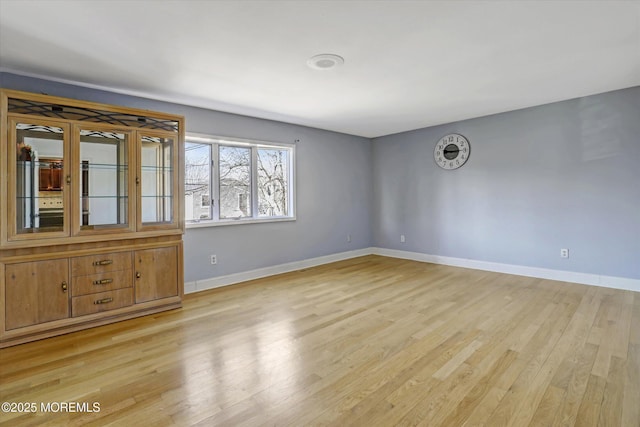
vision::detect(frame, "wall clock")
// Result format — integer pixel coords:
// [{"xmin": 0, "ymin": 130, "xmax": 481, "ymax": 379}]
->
[{"xmin": 434, "ymin": 133, "xmax": 470, "ymax": 170}]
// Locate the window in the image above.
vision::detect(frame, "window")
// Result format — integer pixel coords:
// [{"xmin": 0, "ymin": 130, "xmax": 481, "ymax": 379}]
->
[
  {"xmin": 200, "ymin": 194, "xmax": 210, "ymax": 207},
  {"xmin": 185, "ymin": 134, "xmax": 295, "ymax": 225},
  {"xmin": 219, "ymin": 145, "xmax": 251, "ymax": 219}
]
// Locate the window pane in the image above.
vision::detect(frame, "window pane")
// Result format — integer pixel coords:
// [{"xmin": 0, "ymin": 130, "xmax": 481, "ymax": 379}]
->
[
  {"xmin": 219, "ymin": 146, "xmax": 251, "ymax": 219},
  {"xmin": 185, "ymin": 142, "xmax": 211, "ymax": 221},
  {"xmin": 257, "ymin": 148, "xmax": 289, "ymax": 217}
]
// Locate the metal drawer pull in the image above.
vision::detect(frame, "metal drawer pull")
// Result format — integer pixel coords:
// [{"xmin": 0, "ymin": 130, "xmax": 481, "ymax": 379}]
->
[
  {"xmin": 93, "ymin": 259, "xmax": 113, "ymax": 266},
  {"xmin": 61, "ymin": 281, "xmax": 68, "ymax": 293},
  {"xmin": 94, "ymin": 297, "xmax": 113, "ymax": 305},
  {"xmin": 93, "ymin": 278, "xmax": 113, "ymax": 285}
]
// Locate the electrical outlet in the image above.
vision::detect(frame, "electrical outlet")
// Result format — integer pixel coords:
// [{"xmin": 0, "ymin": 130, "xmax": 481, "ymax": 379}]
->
[
  {"xmin": 400, "ymin": 234, "xmax": 406, "ymax": 243},
  {"xmin": 347, "ymin": 234, "xmax": 352, "ymax": 243},
  {"xmin": 210, "ymin": 254, "xmax": 217, "ymax": 265},
  {"xmin": 560, "ymin": 248, "xmax": 569, "ymax": 258}
]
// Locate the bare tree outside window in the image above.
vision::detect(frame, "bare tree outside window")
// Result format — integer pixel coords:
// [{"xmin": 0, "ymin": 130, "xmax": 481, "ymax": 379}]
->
[
  {"xmin": 184, "ymin": 136, "xmax": 294, "ymax": 224},
  {"xmin": 257, "ymin": 148, "xmax": 288, "ymax": 216},
  {"xmin": 219, "ymin": 146, "xmax": 250, "ymax": 219},
  {"xmin": 185, "ymin": 142, "xmax": 210, "ymax": 221}
]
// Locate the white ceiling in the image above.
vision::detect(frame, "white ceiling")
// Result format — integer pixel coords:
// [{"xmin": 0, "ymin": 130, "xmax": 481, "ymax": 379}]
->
[{"xmin": 1, "ymin": 0, "xmax": 639, "ymax": 138}]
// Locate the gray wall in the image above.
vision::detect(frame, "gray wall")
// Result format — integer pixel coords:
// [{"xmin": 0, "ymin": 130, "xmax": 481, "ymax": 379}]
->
[
  {"xmin": 1, "ymin": 73, "xmax": 373, "ymax": 283},
  {"xmin": 3, "ymin": 73, "xmax": 638, "ymax": 282},
  {"xmin": 372, "ymin": 87, "xmax": 640, "ymax": 279}
]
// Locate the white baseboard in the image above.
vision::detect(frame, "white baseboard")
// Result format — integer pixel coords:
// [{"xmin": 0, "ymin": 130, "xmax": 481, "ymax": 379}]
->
[
  {"xmin": 184, "ymin": 281, "xmax": 197, "ymax": 294},
  {"xmin": 185, "ymin": 248, "xmax": 372, "ymax": 294},
  {"xmin": 371, "ymin": 248, "xmax": 640, "ymax": 293},
  {"xmin": 185, "ymin": 247, "xmax": 640, "ymax": 295}
]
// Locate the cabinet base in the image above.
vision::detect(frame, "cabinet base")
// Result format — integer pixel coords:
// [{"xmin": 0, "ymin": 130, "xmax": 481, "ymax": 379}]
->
[{"xmin": 0, "ymin": 301, "xmax": 181, "ymax": 348}]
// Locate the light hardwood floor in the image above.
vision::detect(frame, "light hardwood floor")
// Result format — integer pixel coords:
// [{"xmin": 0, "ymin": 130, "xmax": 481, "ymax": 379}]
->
[{"xmin": 1, "ymin": 255, "xmax": 638, "ymax": 426}]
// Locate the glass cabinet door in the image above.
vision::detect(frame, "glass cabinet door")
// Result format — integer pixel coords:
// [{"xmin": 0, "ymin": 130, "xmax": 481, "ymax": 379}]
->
[
  {"xmin": 9, "ymin": 118, "xmax": 70, "ymax": 240},
  {"xmin": 138, "ymin": 132, "xmax": 178, "ymax": 229},
  {"xmin": 74, "ymin": 126, "xmax": 135, "ymax": 234}
]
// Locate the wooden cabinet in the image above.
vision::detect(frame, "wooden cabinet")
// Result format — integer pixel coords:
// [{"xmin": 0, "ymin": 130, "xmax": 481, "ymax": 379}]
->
[
  {"xmin": 39, "ymin": 161, "xmax": 63, "ymax": 191},
  {"xmin": 4, "ymin": 259, "xmax": 69, "ymax": 330},
  {"xmin": 71, "ymin": 251, "xmax": 134, "ymax": 317},
  {"xmin": 71, "ymin": 252, "xmax": 133, "ymax": 277},
  {"xmin": 72, "ymin": 288, "xmax": 134, "ymax": 317},
  {"xmin": 1, "ymin": 90, "xmax": 183, "ymax": 246},
  {"xmin": 135, "ymin": 246, "xmax": 179, "ymax": 303},
  {"xmin": 73, "ymin": 268, "xmax": 133, "ymax": 296},
  {"xmin": 0, "ymin": 89, "xmax": 184, "ymax": 347}
]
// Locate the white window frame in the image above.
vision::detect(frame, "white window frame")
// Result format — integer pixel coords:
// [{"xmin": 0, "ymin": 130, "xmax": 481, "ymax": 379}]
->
[{"xmin": 185, "ymin": 133, "xmax": 296, "ymax": 228}]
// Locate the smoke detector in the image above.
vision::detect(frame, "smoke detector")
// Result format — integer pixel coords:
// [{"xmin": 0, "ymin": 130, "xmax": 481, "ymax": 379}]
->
[{"xmin": 307, "ymin": 54, "xmax": 344, "ymax": 70}]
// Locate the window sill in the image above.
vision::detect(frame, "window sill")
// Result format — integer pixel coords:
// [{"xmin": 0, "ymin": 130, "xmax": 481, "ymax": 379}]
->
[{"xmin": 185, "ymin": 216, "xmax": 296, "ymax": 228}]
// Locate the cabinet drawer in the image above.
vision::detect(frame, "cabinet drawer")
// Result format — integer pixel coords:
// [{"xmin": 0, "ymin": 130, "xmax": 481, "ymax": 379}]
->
[
  {"xmin": 71, "ymin": 252, "xmax": 132, "ymax": 276},
  {"xmin": 72, "ymin": 288, "xmax": 133, "ymax": 317},
  {"xmin": 72, "ymin": 269, "xmax": 133, "ymax": 296}
]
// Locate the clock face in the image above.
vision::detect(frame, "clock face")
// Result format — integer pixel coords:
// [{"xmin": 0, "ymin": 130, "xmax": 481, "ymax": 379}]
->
[{"xmin": 434, "ymin": 134, "xmax": 470, "ymax": 170}]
